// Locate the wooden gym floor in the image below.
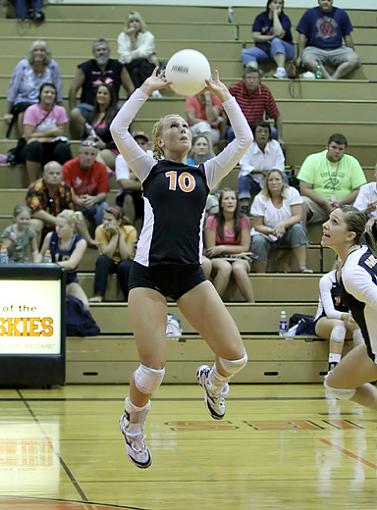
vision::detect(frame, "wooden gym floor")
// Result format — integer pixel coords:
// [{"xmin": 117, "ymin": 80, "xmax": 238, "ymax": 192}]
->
[{"xmin": 0, "ymin": 383, "xmax": 376, "ymax": 509}]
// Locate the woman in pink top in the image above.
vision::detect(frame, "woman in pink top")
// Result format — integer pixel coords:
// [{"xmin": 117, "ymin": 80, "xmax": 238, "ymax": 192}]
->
[
  {"xmin": 205, "ymin": 188, "xmax": 255, "ymax": 302},
  {"xmin": 22, "ymin": 82, "xmax": 72, "ymax": 182}
]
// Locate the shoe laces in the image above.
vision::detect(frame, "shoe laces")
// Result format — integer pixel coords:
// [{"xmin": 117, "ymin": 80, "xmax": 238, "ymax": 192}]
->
[
  {"xmin": 207, "ymin": 380, "xmax": 229, "ymax": 400},
  {"xmin": 127, "ymin": 430, "xmax": 147, "ymax": 453},
  {"xmin": 123, "ymin": 421, "xmax": 147, "ymax": 452}
]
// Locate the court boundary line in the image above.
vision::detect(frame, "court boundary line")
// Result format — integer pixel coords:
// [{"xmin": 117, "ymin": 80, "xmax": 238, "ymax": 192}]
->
[
  {"xmin": 0, "ymin": 494, "xmax": 150, "ymax": 510},
  {"xmin": 16, "ymin": 389, "xmax": 90, "ymax": 503},
  {"xmin": 319, "ymin": 438, "xmax": 377, "ymax": 470}
]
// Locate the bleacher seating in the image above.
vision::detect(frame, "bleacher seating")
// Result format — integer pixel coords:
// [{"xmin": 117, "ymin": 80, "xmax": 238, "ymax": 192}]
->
[{"xmin": 0, "ymin": 3, "xmax": 373, "ymax": 383}]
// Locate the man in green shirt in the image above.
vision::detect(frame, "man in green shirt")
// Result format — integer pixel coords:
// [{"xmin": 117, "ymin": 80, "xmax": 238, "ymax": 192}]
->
[{"xmin": 298, "ymin": 133, "xmax": 366, "ymax": 224}]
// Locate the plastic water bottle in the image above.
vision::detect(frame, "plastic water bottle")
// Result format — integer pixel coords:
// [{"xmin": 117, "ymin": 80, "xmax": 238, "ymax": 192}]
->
[
  {"xmin": 227, "ymin": 5, "xmax": 234, "ymax": 23},
  {"xmin": 43, "ymin": 249, "xmax": 52, "ymax": 263},
  {"xmin": 84, "ymin": 122, "xmax": 98, "ymax": 140},
  {"xmin": 0, "ymin": 247, "xmax": 9, "ymax": 264},
  {"xmin": 279, "ymin": 310, "xmax": 288, "ymax": 337},
  {"xmin": 315, "ymin": 60, "xmax": 323, "ymax": 79}
]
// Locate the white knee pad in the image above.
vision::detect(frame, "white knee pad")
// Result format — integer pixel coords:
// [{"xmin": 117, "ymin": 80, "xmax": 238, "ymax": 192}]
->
[
  {"xmin": 330, "ymin": 324, "xmax": 347, "ymax": 343},
  {"xmin": 323, "ymin": 378, "xmax": 356, "ymax": 400},
  {"xmin": 218, "ymin": 352, "xmax": 248, "ymax": 376},
  {"xmin": 134, "ymin": 364, "xmax": 165, "ymax": 395},
  {"xmin": 353, "ymin": 328, "xmax": 363, "ymax": 345}
]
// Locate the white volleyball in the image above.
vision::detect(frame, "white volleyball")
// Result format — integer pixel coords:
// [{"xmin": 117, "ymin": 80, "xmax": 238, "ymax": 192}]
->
[{"xmin": 165, "ymin": 49, "xmax": 211, "ymax": 96}]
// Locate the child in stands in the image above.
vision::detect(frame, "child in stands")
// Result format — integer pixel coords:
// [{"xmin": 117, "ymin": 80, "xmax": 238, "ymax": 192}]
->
[{"xmin": 1, "ymin": 204, "xmax": 39, "ymax": 262}]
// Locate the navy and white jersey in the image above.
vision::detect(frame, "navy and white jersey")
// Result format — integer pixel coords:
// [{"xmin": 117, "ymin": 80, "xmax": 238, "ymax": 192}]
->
[
  {"xmin": 341, "ymin": 246, "xmax": 377, "ymax": 363},
  {"xmin": 110, "ymin": 88, "xmax": 253, "ymax": 267},
  {"xmin": 314, "ymin": 269, "xmax": 349, "ymax": 321},
  {"xmin": 49, "ymin": 231, "xmax": 82, "ymax": 284}
]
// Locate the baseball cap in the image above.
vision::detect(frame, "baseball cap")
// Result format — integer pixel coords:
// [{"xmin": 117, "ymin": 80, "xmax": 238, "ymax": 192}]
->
[{"xmin": 132, "ymin": 130, "xmax": 149, "ymax": 142}]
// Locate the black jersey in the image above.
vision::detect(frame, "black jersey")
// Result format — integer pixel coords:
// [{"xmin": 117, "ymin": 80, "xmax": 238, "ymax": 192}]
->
[
  {"xmin": 137, "ymin": 160, "xmax": 209, "ymax": 266},
  {"xmin": 341, "ymin": 246, "xmax": 377, "ymax": 362}
]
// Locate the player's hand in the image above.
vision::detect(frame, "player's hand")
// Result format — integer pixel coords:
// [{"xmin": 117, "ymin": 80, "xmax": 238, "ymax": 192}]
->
[
  {"xmin": 205, "ymin": 70, "xmax": 231, "ymax": 103},
  {"xmin": 141, "ymin": 67, "xmax": 171, "ymax": 96}
]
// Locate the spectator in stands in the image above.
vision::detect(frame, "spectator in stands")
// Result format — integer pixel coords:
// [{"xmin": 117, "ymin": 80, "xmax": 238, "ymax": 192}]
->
[
  {"xmin": 0, "ymin": 204, "xmax": 39, "ymax": 262},
  {"xmin": 241, "ymin": 0, "xmax": 295, "ymax": 79},
  {"xmin": 63, "ymin": 140, "xmax": 109, "ymax": 230},
  {"xmin": 81, "ymin": 83, "xmax": 119, "ymax": 170},
  {"xmin": 296, "ymin": 0, "xmax": 360, "ymax": 80},
  {"xmin": 186, "ymin": 90, "xmax": 226, "ymax": 150},
  {"xmin": 10, "ymin": 0, "xmax": 45, "ymax": 21},
  {"xmin": 115, "ymin": 130, "xmax": 151, "ymax": 231},
  {"xmin": 238, "ymin": 120, "xmax": 285, "ymax": 213},
  {"xmin": 4, "ymin": 40, "xmax": 62, "ymax": 137},
  {"xmin": 22, "ymin": 82, "xmax": 72, "ymax": 183},
  {"xmin": 353, "ymin": 163, "xmax": 377, "ymax": 218},
  {"xmin": 298, "ymin": 133, "xmax": 366, "ymax": 225},
  {"xmin": 89, "ymin": 206, "xmax": 137, "ymax": 303},
  {"xmin": 228, "ymin": 68, "xmax": 283, "ymax": 145},
  {"xmin": 26, "ymin": 160, "xmax": 95, "ymax": 246},
  {"xmin": 205, "ymin": 188, "xmax": 255, "ymax": 302},
  {"xmin": 69, "ymin": 38, "xmax": 134, "ymax": 137},
  {"xmin": 117, "ymin": 11, "xmax": 159, "ymax": 90},
  {"xmin": 314, "ymin": 264, "xmax": 362, "ymax": 374},
  {"xmin": 186, "ymin": 135, "xmax": 214, "ymax": 166},
  {"xmin": 41, "ymin": 210, "xmax": 89, "ymax": 309},
  {"xmin": 251, "ymin": 169, "xmax": 311, "ymax": 273}
]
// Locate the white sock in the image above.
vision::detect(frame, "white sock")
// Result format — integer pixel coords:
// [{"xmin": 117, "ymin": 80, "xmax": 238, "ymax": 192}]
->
[
  {"xmin": 125, "ymin": 397, "xmax": 150, "ymax": 426},
  {"xmin": 277, "ymin": 67, "xmax": 285, "ymax": 72},
  {"xmin": 328, "ymin": 353, "xmax": 341, "ymax": 364},
  {"xmin": 209, "ymin": 364, "xmax": 229, "ymax": 392}
]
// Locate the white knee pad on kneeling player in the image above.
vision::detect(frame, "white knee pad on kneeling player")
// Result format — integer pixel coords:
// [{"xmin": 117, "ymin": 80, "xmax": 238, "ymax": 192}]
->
[
  {"xmin": 323, "ymin": 378, "xmax": 356, "ymax": 400},
  {"xmin": 218, "ymin": 351, "xmax": 248, "ymax": 376},
  {"xmin": 353, "ymin": 328, "xmax": 363, "ymax": 345},
  {"xmin": 134, "ymin": 364, "xmax": 165, "ymax": 394},
  {"xmin": 330, "ymin": 324, "xmax": 347, "ymax": 343}
]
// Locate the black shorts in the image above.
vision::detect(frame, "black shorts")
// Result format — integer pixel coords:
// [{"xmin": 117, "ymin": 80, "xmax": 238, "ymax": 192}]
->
[{"xmin": 129, "ymin": 261, "xmax": 206, "ymax": 301}]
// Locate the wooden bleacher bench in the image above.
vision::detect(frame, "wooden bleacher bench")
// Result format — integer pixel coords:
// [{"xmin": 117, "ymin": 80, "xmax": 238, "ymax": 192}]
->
[{"xmin": 67, "ymin": 333, "xmax": 343, "ymax": 384}]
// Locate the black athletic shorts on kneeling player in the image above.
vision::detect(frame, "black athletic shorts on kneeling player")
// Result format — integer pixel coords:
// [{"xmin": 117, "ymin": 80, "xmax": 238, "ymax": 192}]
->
[{"xmin": 129, "ymin": 261, "xmax": 206, "ymax": 301}]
